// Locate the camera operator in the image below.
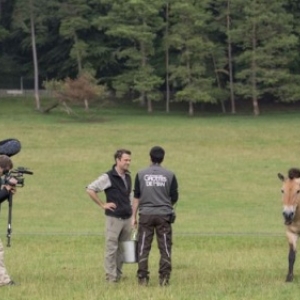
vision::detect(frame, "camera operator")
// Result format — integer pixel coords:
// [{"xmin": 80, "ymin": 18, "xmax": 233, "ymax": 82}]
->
[{"xmin": 0, "ymin": 155, "xmax": 18, "ymax": 286}]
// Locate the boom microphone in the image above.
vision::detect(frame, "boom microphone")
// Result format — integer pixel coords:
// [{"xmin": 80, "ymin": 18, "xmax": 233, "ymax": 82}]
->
[{"xmin": 0, "ymin": 139, "xmax": 21, "ymax": 157}]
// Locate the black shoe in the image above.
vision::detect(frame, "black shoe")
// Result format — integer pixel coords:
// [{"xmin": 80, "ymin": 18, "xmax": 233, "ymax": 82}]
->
[
  {"xmin": 138, "ymin": 277, "xmax": 149, "ymax": 286},
  {"xmin": 159, "ymin": 277, "xmax": 169, "ymax": 286}
]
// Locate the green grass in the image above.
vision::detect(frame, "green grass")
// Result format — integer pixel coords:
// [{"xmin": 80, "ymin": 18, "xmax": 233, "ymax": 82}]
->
[{"xmin": 0, "ymin": 98, "xmax": 298, "ymax": 299}]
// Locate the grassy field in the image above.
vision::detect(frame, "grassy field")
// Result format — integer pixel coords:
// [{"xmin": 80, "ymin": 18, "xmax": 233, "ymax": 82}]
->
[{"xmin": 0, "ymin": 98, "xmax": 299, "ymax": 299}]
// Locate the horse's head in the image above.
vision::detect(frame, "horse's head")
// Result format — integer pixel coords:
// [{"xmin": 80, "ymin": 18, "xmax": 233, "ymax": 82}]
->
[{"xmin": 278, "ymin": 170, "xmax": 300, "ymax": 225}]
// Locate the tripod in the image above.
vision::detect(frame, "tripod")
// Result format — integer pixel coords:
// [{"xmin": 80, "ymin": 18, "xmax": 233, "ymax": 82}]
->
[
  {"xmin": 6, "ymin": 192, "xmax": 13, "ymax": 247},
  {"xmin": 0, "ymin": 191, "xmax": 14, "ymax": 247}
]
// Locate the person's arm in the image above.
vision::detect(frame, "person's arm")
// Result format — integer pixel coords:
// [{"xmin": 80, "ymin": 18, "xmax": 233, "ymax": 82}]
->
[
  {"xmin": 86, "ymin": 189, "xmax": 116, "ymax": 211},
  {"xmin": 131, "ymin": 198, "xmax": 140, "ymax": 228},
  {"xmin": 131, "ymin": 174, "xmax": 141, "ymax": 227},
  {"xmin": 170, "ymin": 175, "xmax": 178, "ymax": 205},
  {"xmin": 86, "ymin": 174, "xmax": 116, "ymax": 211},
  {"xmin": 0, "ymin": 187, "xmax": 10, "ymax": 204},
  {"xmin": 0, "ymin": 177, "xmax": 18, "ymax": 204}
]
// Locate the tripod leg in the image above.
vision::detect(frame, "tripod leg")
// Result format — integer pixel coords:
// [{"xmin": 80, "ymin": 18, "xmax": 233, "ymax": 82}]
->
[{"xmin": 6, "ymin": 193, "xmax": 12, "ymax": 247}]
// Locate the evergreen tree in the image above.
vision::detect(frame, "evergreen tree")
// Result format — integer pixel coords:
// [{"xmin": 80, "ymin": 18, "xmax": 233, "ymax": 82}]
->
[
  {"xmin": 58, "ymin": 0, "xmax": 92, "ymax": 75},
  {"xmin": 0, "ymin": 0, "xmax": 8, "ymax": 41},
  {"xmin": 12, "ymin": 0, "xmax": 50, "ymax": 110},
  {"xmin": 0, "ymin": 0, "xmax": 21, "ymax": 87},
  {"xmin": 1, "ymin": 0, "xmax": 300, "ymax": 115},
  {"xmin": 0, "ymin": 22, "xmax": 8, "ymax": 42},
  {"xmin": 208, "ymin": 0, "xmax": 236, "ymax": 114},
  {"xmin": 163, "ymin": 0, "xmax": 171, "ymax": 113},
  {"xmin": 280, "ymin": 0, "xmax": 300, "ymax": 103},
  {"xmin": 94, "ymin": 0, "xmax": 164, "ymax": 112},
  {"xmin": 168, "ymin": 0, "xmax": 216, "ymax": 116},
  {"xmin": 231, "ymin": 0, "xmax": 298, "ymax": 115}
]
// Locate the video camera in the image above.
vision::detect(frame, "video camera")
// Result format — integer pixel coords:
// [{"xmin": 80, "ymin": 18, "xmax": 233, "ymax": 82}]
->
[{"xmin": 5, "ymin": 166, "xmax": 34, "ymax": 187}]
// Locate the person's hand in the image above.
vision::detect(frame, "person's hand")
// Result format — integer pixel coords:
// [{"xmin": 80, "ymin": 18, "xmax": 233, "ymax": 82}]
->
[
  {"xmin": 103, "ymin": 202, "xmax": 117, "ymax": 211},
  {"xmin": 9, "ymin": 186, "xmax": 17, "ymax": 194},
  {"xmin": 6, "ymin": 177, "xmax": 18, "ymax": 186},
  {"xmin": 131, "ymin": 217, "xmax": 137, "ymax": 228},
  {"xmin": 3, "ymin": 184, "xmax": 17, "ymax": 193}
]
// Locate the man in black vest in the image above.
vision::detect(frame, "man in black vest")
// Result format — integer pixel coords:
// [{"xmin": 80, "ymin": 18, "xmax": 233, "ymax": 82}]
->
[{"xmin": 86, "ymin": 149, "xmax": 132, "ymax": 283}]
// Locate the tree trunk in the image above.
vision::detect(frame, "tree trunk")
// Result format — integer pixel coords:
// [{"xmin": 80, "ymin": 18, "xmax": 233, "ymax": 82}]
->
[
  {"xmin": 187, "ymin": 55, "xmax": 194, "ymax": 116},
  {"xmin": 147, "ymin": 97, "xmax": 152, "ymax": 113},
  {"xmin": 74, "ymin": 32, "xmax": 82, "ymax": 74},
  {"xmin": 188, "ymin": 101, "xmax": 194, "ymax": 116},
  {"xmin": 30, "ymin": 0, "xmax": 40, "ymax": 111},
  {"xmin": 212, "ymin": 53, "xmax": 226, "ymax": 113},
  {"xmin": 42, "ymin": 101, "xmax": 59, "ymax": 113},
  {"xmin": 251, "ymin": 22, "xmax": 259, "ymax": 116},
  {"xmin": 84, "ymin": 98, "xmax": 89, "ymax": 111},
  {"xmin": 62, "ymin": 101, "xmax": 74, "ymax": 115},
  {"xmin": 140, "ymin": 40, "xmax": 147, "ymax": 109},
  {"xmin": 165, "ymin": 1, "xmax": 170, "ymax": 113},
  {"xmin": 227, "ymin": 0, "xmax": 236, "ymax": 114}
]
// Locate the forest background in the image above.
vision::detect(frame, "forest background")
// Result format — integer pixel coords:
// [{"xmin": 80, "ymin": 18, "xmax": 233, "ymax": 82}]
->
[{"xmin": 1, "ymin": 0, "xmax": 300, "ymax": 116}]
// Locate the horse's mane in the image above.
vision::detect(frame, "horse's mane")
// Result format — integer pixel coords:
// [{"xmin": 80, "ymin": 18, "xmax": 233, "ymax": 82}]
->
[{"xmin": 288, "ymin": 168, "xmax": 300, "ymax": 179}]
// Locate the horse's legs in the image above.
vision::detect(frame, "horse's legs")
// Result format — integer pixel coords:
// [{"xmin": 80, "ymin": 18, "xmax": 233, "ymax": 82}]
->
[
  {"xmin": 286, "ymin": 232, "xmax": 298, "ymax": 282},
  {"xmin": 286, "ymin": 244, "xmax": 296, "ymax": 282}
]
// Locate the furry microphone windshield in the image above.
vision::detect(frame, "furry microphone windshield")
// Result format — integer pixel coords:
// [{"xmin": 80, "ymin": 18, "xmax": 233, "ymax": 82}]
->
[{"xmin": 0, "ymin": 139, "xmax": 21, "ymax": 157}]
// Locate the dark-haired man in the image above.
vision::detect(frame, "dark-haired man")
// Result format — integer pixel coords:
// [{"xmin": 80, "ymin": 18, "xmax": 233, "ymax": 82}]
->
[
  {"xmin": 132, "ymin": 146, "xmax": 178, "ymax": 286},
  {"xmin": 86, "ymin": 149, "xmax": 132, "ymax": 283},
  {"xmin": 0, "ymin": 155, "xmax": 18, "ymax": 287}
]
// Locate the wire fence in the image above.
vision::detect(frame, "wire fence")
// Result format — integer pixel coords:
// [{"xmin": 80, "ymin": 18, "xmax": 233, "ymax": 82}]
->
[
  {"xmin": 0, "ymin": 75, "xmax": 53, "ymax": 98},
  {"xmin": 0, "ymin": 231, "xmax": 285, "ymax": 237},
  {"xmin": 0, "ymin": 76, "xmax": 43, "ymax": 89},
  {"xmin": 0, "ymin": 89, "xmax": 52, "ymax": 98}
]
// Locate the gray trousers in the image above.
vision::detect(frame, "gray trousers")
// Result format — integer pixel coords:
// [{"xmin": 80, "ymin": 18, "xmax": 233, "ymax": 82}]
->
[
  {"xmin": 105, "ymin": 216, "xmax": 132, "ymax": 281},
  {"xmin": 0, "ymin": 239, "xmax": 11, "ymax": 286}
]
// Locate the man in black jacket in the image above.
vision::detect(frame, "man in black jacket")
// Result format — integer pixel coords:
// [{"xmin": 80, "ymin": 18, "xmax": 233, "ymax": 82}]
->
[
  {"xmin": 86, "ymin": 149, "xmax": 132, "ymax": 283},
  {"xmin": 0, "ymin": 155, "xmax": 17, "ymax": 287}
]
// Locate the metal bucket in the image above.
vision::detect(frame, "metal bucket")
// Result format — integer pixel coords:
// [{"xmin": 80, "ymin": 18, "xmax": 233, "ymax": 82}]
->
[{"xmin": 122, "ymin": 240, "xmax": 137, "ymax": 263}]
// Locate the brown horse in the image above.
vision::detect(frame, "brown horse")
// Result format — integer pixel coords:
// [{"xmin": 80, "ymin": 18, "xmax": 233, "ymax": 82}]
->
[{"xmin": 278, "ymin": 168, "xmax": 300, "ymax": 282}]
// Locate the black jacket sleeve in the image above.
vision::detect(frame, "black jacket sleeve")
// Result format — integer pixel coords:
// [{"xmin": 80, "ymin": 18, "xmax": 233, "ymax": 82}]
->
[
  {"xmin": 0, "ymin": 188, "xmax": 9, "ymax": 204},
  {"xmin": 170, "ymin": 175, "xmax": 178, "ymax": 205},
  {"xmin": 133, "ymin": 174, "xmax": 141, "ymax": 198}
]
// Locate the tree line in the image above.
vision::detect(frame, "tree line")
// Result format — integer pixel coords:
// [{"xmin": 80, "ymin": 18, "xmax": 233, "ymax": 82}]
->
[{"xmin": 0, "ymin": 0, "xmax": 299, "ymax": 115}]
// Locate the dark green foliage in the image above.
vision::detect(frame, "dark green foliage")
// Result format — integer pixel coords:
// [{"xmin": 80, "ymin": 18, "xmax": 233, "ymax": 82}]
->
[{"xmin": 1, "ymin": 0, "xmax": 300, "ymax": 114}]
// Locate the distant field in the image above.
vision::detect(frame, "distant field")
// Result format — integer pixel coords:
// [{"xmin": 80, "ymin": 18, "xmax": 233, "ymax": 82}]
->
[{"xmin": 0, "ymin": 98, "xmax": 299, "ymax": 299}]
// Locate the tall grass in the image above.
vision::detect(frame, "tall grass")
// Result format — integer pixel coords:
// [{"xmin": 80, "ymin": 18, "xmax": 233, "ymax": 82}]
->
[{"xmin": 0, "ymin": 98, "xmax": 298, "ymax": 299}]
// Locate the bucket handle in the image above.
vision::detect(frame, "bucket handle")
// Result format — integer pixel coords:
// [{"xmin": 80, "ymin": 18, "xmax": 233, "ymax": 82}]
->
[{"xmin": 131, "ymin": 229, "xmax": 138, "ymax": 241}]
